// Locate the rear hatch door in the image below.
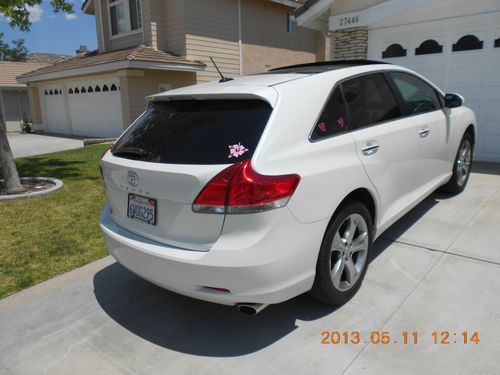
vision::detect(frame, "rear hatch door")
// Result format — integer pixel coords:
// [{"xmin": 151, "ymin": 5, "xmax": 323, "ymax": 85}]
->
[{"xmin": 102, "ymin": 98, "xmax": 273, "ymax": 251}]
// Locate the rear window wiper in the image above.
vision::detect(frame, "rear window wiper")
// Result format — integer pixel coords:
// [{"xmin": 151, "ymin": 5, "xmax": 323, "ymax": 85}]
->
[{"xmin": 112, "ymin": 147, "xmax": 150, "ymax": 160}]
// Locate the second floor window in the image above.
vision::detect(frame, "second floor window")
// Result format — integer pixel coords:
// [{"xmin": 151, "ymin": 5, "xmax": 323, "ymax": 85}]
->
[{"xmin": 109, "ymin": 0, "xmax": 142, "ymax": 37}]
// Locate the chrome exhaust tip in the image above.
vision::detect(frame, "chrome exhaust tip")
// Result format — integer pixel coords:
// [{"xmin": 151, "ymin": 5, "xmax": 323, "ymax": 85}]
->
[{"xmin": 236, "ymin": 303, "xmax": 269, "ymax": 315}]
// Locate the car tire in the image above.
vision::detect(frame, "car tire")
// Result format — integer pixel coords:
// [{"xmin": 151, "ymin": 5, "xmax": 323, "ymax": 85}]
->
[
  {"xmin": 310, "ymin": 201, "xmax": 373, "ymax": 306},
  {"xmin": 442, "ymin": 133, "xmax": 473, "ymax": 195}
]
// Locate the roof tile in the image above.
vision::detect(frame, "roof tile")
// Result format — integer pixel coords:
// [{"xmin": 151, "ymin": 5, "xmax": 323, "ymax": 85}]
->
[{"xmin": 18, "ymin": 45, "xmax": 205, "ymax": 79}]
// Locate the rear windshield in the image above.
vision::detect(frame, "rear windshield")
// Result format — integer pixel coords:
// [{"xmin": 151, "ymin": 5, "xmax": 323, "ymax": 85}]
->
[{"xmin": 112, "ymin": 99, "xmax": 273, "ymax": 165}]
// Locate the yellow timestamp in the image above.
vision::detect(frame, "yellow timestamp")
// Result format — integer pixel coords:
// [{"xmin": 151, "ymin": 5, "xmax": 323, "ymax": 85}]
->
[{"xmin": 320, "ymin": 331, "xmax": 479, "ymax": 345}]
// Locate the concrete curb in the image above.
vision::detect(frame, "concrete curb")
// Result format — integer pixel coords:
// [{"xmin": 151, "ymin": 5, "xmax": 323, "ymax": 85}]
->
[
  {"xmin": 0, "ymin": 177, "xmax": 64, "ymax": 201},
  {"xmin": 83, "ymin": 138, "xmax": 116, "ymax": 146}
]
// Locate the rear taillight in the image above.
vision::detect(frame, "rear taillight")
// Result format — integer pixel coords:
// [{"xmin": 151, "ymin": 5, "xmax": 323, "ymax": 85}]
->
[{"xmin": 193, "ymin": 160, "xmax": 300, "ymax": 214}]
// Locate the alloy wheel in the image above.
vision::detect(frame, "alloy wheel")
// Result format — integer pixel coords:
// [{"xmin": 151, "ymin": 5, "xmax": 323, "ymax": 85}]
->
[
  {"xmin": 329, "ymin": 213, "xmax": 369, "ymax": 292},
  {"xmin": 456, "ymin": 139, "xmax": 472, "ymax": 187}
]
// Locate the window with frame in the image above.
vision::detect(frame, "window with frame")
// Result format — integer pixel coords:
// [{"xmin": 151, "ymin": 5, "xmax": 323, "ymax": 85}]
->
[
  {"xmin": 389, "ymin": 72, "xmax": 441, "ymax": 115},
  {"xmin": 109, "ymin": 0, "xmax": 142, "ymax": 37},
  {"xmin": 341, "ymin": 74, "xmax": 402, "ymax": 130},
  {"xmin": 311, "ymin": 86, "xmax": 348, "ymax": 140}
]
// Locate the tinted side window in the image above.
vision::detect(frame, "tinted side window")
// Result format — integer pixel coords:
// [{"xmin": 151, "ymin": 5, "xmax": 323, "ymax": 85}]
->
[
  {"xmin": 311, "ymin": 86, "xmax": 348, "ymax": 140},
  {"xmin": 341, "ymin": 74, "xmax": 402, "ymax": 130},
  {"xmin": 389, "ymin": 72, "xmax": 441, "ymax": 115},
  {"xmin": 112, "ymin": 100, "xmax": 272, "ymax": 165}
]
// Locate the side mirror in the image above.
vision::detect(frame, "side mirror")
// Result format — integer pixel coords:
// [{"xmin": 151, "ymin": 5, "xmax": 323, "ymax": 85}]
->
[{"xmin": 445, "ymin": 93, "xmax": 464, "ymax": 108}]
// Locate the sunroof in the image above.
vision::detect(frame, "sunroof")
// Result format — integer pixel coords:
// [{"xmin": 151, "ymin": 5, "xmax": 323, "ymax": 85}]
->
[{"xmin": 266, "ymin": 60, "xmax": 390, "ymax": 74}]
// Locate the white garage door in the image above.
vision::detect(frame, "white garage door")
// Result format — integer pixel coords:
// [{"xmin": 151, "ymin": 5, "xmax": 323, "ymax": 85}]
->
[
  {"xmin": 369, "ymin": 16, "xmax": 500, "ymax": 162},
  {"xmin": 42, "ymin": 86, "xmax": 67, "ymax": 135},
  {"xmin": 68, "ymin": 80, "xmax": 123, "ymax": 138}
]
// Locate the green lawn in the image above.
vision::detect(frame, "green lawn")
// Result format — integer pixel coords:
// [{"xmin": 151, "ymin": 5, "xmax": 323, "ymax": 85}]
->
[{"xmin": 0, "ymin": 144, "xmax": 109, "ymax": 299}]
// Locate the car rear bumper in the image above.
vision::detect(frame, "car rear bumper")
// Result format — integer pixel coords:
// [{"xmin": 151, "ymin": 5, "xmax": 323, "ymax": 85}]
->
[{"xmin": 100, "ymin": 204, "xmax": 327, "ymax": 305}]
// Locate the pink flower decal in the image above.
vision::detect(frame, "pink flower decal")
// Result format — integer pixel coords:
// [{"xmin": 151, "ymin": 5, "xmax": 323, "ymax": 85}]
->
[
  {"xmin": 228, "ymin": 142, "xmax": 249, "ymax": 158},
  {"xmin": 318, "ymin": 122, "xmax": 327, "ymax": 132},
  {"xmin": 337, "ymin": 116, "xmax": 345, "ymax": 128}
]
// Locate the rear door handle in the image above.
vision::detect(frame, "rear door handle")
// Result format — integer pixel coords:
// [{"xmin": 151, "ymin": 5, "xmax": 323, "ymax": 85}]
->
[
  {"xmin": 361, "ymin": 142, "xmax": 379, "ymax": 156},
  {"xmin": 419, "ymin": 127, "xmax": 430, "ymax": 138}
]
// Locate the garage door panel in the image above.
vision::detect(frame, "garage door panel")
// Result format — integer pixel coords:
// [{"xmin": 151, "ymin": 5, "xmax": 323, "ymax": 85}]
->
[
  {"xmin": 448, "ymin": 61, "xmax": 484, "ymax": 89},
  {"xmin": 42, "ymin": 86, "xmax": 67, "ymax": 135},
  {"xmin": 369, "ymin": 18, "xmax": 500, "ymax": 161},
  {"xmin": 68, "ymin": 80, "xmax": 123, "ymax": 138}
]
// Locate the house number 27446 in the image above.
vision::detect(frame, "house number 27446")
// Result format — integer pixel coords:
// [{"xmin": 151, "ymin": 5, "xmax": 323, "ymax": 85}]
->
[{"xmin": 339, "ymin": 16, "xmax": 360, "ymax": 26}]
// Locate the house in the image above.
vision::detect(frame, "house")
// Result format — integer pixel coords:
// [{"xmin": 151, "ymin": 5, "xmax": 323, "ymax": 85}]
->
[
  {"xmin": 0, "ymin": 61, "xmax": 49, "ymax": 132},
  {"xmin": 295, "ymin": 0, "xmax": 500, "ymax": 162},
  {"xmin": 17, "ymin": 0, "xmax": 329, "ymax": 138}
]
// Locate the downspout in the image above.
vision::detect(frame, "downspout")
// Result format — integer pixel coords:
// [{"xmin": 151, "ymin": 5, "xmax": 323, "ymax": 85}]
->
[
  {"xmin": 97, "ymin": 0, "xmax": 107, "ymax": 52},
  {"xmin": 238, "ymin": 0, "xmax": 243, "ymax": 76}
]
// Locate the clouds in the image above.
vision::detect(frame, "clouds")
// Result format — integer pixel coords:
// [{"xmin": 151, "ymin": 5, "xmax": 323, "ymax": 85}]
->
[
  {"xmin": 27, "ymin": 5, "xmax": 44, "ymax": 23},
  {"xmin": 65, "ymin": 13, "xmax": 77, "ymax": 21}
]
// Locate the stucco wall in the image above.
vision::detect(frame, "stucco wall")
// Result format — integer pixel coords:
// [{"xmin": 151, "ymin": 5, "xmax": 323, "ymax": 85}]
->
[
  {"xmin": 119, "ymin": 69, "xmax": 197, "ymax": 127},
  {"xmin": 241, "ymin": 0, "xmax": 320, "ymax": 74}
]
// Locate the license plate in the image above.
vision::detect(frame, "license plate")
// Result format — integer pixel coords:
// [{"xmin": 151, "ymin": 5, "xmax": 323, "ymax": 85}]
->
[{"xmin": 127, "ymin": 194, "xmax": 157, "ymax": 225}]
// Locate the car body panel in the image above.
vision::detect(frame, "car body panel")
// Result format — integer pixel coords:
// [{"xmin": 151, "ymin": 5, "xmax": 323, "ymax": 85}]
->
[{"xmin": 100, "ymin": 63, "xmax": 477, "ymax": 305}]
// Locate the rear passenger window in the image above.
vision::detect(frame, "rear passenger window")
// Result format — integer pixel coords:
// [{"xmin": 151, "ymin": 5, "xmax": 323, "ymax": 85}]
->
[
  {"xmin": 389, "ymin": 72, "xmax": 441, "ymax": 115},
  {"xmin": 112, "ymin": 100, "xmax": 272, "ymax": 165},
  {"xmin": 311, "ymin": 86, "xmax": 348, "ymax": 140},
  {"xmin": 341, "ymin": 74, "xmax": 401, "ymax": 130}
]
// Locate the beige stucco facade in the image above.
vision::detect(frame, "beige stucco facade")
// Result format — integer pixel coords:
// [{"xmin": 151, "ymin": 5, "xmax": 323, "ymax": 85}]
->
[
  {"xmin": 118, "ymin": 69, "xmax": 197, "ymax": 127},
  {"xmin": 92, "ymin": 0, "xmax": 327, "ymax": 82}
]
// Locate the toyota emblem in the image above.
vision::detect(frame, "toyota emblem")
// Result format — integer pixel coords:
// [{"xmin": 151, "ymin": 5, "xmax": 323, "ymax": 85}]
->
[{"xmin": 127, "ymin": 171, "xmax": 139, "ymax": 187}]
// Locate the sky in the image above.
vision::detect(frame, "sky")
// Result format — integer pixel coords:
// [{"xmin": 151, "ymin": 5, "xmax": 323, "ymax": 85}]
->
[{"xmin": 0, "ymin": 1, "xmax": 97, "ymax": 56}]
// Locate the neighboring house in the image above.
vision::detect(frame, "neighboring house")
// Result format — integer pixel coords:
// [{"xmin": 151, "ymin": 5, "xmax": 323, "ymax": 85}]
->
[
  {"xmin": 296, "ymin": 0, "xmax": 500, "ymax": 162},
  {"xmin": 17, "ymin": 0, "xmax": 328, "ymax": 138},
  {"xmin": 0, "ymin": 61, "xmax": 48, "ymax": 132}
]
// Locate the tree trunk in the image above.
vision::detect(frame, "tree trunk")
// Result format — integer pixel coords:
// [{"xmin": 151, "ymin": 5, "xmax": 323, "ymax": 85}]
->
[{"xmin": 0, "ymin": 106, "xmax": 24, "ymax": 193}]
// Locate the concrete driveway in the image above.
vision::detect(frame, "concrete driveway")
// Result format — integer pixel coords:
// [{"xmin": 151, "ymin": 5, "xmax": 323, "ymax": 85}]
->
[
  {"xmin": 7, "ymin": 133, "xmax": 83, "ymax": 158},
  {"xmin": 1, "ymin": 164, "xmax": 499, "ymax": 375}
]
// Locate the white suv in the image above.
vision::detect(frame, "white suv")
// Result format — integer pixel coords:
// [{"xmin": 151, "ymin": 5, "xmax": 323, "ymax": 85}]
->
[{"xmin": 100, "ymin": 61, "xmax": 475, "ymax": 314}]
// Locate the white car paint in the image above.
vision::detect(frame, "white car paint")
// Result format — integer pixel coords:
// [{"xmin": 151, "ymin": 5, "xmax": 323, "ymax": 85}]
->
[{"xmin": 100, "ymin": 63, "xmax": 475, "ymax": 306}]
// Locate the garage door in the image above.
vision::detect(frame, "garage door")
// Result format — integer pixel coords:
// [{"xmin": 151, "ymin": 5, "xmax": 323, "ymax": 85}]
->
[
  {"xmin": 68, "ymin": 80, "xmax": 123, "ymax": 138},
  {"xmin": 369, "ymin": 18, "xmax": 500, "ymax": 162},
  {"xmin": 42, "ymin": 86, "xmax": 67, "ymax": 135}
]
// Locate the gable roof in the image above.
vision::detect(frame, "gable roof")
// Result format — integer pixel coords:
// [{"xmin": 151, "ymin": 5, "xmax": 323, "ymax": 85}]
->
[
  {"xmin": 0, "ymin": 61, "xmax": 49, "ymax": 88},
  {"xmin": 17, "ymin": 45, "xmax": 206, "ymax": 82}
]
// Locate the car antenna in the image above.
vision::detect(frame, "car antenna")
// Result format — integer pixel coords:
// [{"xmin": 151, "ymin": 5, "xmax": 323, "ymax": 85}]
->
[{"xmin": 210, "ymin": 56, "xmax": 233, "ymax": 83}]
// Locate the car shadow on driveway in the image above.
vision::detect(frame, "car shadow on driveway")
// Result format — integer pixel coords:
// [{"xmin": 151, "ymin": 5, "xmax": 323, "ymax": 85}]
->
[
  {"xmin": 92, "ymin": 189, "xmax": 449, "ymax": 357},
  {"xmin": 93, "ymin": 263, "xmax": 336, "ymax": 357}
]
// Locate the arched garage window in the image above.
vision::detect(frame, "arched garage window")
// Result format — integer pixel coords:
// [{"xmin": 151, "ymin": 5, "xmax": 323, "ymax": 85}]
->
[
  {"xmin": 110, "ymin": 84, "xmax": 117, "ymax": 91},
  {"xmin": 382, "ymin": 43, "xmax": 407, "ymax": 58},
  {"xmin": 74, "ymin": 87, "xmax": 80, "ymax": 94},
  {"xmin": 68, "ymin": 88, "xmax": 73, "ymax": 94},
  {"xmin": 452, "ymin": 35, "xmax": 483, "ymax": 52},
  {"xmin": 415, "ymin": 39, "xmax": 443, "ymax": 55},
  {"xmin": 495, "ymin": 38, "xmax": 500, "ymax": 48},
  {"xmin": 44, "ymin": 90, "xmax": 48, "ymax": 95},
  {"xmin": 49, "ymin": 89, "xmax": 53, "ymax": 95},
  {"xmin": 88, "ymin": 86, "xmax": 94, "ymax": 93},
  {"xmin": 102, "ymin": 84, "xmax": 109, "ymax": 92},
  {"xmin": 95, "ymin": 85, "xmax": 101, "ymax": 92}
]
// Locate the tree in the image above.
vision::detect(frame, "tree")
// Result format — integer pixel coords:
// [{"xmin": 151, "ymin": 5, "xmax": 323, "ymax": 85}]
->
[
  {"xmin": 0, "ymin": 0, "xmax": 73, "ymax": 193},
  {"xmin": 0, "ymin": 33, "xmax": 29, "ymax": 61}
]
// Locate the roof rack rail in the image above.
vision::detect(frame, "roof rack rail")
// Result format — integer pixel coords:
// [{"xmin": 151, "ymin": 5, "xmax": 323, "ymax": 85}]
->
[{"xmin": 269, "ymin": 59, "xmax": 390, "ymax": 72}]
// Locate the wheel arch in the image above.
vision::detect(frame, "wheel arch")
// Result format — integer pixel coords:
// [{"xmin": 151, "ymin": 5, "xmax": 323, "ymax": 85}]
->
[
  {"xmin": 330, "ymin": 188, "xmax": 378, "ymax": 233},
  {"xmin": 465, "ymin": 124, "xmax": 475, "ymax": 144}
]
